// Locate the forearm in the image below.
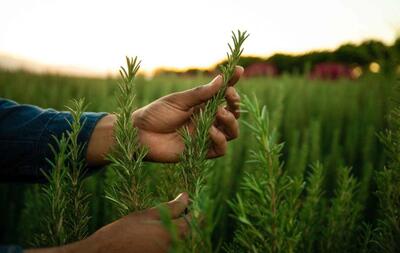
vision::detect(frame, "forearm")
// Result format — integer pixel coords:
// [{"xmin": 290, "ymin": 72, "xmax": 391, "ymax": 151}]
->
[
  {"xmin": 24, "ymin": 238, "xmax": 97, "ymax": 253},
  {"xmin": 86, "ymin": 114, "xmax": 117, "ymax": 166}
]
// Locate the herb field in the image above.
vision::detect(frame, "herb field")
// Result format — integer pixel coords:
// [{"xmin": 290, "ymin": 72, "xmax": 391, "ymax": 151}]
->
[{"xmin": 0, "ymin": 64, "xmax": 398, "ymax": 252}]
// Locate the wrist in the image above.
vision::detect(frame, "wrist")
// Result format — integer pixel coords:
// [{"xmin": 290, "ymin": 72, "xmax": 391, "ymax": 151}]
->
[{"xmin": 86, "ymin": 114, "xmax": 117, "ymax": 166}]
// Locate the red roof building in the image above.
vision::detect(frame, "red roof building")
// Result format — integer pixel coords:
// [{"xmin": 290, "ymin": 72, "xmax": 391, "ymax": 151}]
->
[
  {"xmin": 310, "ymin": 62, "xmax": 355, "ymax": 80},
  {"xmin": 244, "ymin": 62, "xmax": 278, "ymax": 78}
]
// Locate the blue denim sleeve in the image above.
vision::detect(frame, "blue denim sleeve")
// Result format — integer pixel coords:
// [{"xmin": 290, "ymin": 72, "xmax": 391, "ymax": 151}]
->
[
  {"xmin": 0, "ymin": 245, "xmax": 23, "ymax": 253},
  {"xmin": 0, "ymin": 98, "xmax": 108, "ymax": 183}
]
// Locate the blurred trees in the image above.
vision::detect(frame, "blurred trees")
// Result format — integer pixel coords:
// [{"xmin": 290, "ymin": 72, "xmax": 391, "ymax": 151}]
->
[
  {"xmin": 230, "ymin": 37, "xmax": 400, "ymax": 76},
  {"xmin": 155, "ymin": 37, "xmax": 400, "ymax": 77}
]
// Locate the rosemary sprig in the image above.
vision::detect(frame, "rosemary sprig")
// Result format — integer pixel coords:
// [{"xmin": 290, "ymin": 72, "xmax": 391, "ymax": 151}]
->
[
  {"xmin": 65, "ymin": 99, "xmax": 90, "ymax": 242},
  {"xmin": 106, "ymin": 57, "xmax": 149, "ymax": 216},
  {"xmin": 168, "ymin": 30, "xmax": 249, "ymax": 253},
  {"xmin": 178, "ymin": 30, "xmax": 249, "ymax": 194},
  {"xmin": 30, "ymin": 99, "xmax": 90, "ymax": 246}
]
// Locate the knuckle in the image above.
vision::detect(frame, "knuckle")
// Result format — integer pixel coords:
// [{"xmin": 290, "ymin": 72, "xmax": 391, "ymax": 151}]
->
[
  {"xmin": 226, "ymin": 111, "xmax": 236, "ymax": 123},
  {"xmin": 217, "ymin": 106, "xmax": 225, "ymax": 115},
  {"xmin": 234, "ymin": 110, "xmax": 241, "ymax": 119},
  {"xmin": 193, "ymin": 86, "xmax": 203, "ymax": 93},
  {"xmin": 220, "ymin": 140, "xmax": 227, "ymax": 154},
  {"xmin": 225, "ymin": 87, "xmax": 234, "ymax": 96},
  {"xmin": 193, "ymin": 86, "xmax": 206, "ymax": 99},
  {"xmin": 178, "ymin": 219, "xmax": 188, "ymax": 231},
  {"xmin": 234, "ymin": 91, "xmax": 241, "ymax": 101},
  {"xmin": 232, "ymin": 127, "xmax": 239, "ymax": 139}
]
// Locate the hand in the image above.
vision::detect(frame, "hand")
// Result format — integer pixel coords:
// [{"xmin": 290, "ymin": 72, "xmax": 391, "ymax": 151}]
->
[
  {"xmin": 25, "ymin": 193, "xmax": 190, "ymax": 253},
  {"xmin": 132, "ymin": 66, "xmax": 243, "ymax": 162},
  {"xmin": 86, "ymin": 66, "xmax": 243, "ymax": 165}
]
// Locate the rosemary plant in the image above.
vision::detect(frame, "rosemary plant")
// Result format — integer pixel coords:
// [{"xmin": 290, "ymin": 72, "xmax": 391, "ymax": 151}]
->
[
  {"xmin": 163, "ymin": 30, "xmax": 249, "ymax": 253},
  {"xmin": 374, "ymin": 93, "xmax": 400, "ymax": 253},
  {"xmin": 298, "ymin": 162, "xmax": 325, "ymax": 253},
  {"xmin": 229, "ymin": 95, "xmax": 303, "ymax": 253},
  {"xmin": 178, "ymin": 30, "xmax": 249, "ymax": 194},
  {"xmin": 27, "ymin": 99, "xmax": 90, "ymax": 246},
  {"xmin": 65, "ymin": 99, "xmax": 90, "ymax": 241},
  {"xmin": 106, "ymin": 57, "xmax": 148, "ymax": 216},
  {"xmin": 320, "ymin": 167, "xmax": 360, "ymax": 253},
  {"xmin": 35, "ymin": 134, "xmax": 71, "ymax": 247}
]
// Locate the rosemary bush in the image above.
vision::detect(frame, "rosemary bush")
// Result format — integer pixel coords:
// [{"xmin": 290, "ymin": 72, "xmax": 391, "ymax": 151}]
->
[
  {"xmin": 3, "ymin": 31, "xmax": 397, "ymax": 253},
  {"xmin": 163, "ymin": 30, "xmax": 249, "ymax": 253},
  {"xmin": 320, "ymin": 166, "xmax": 360, "ymax": 253},
  {"xmin": 228, "ymin": 95, "xmax": 304, "ymax": 253},
  {"xmin": 34, "ymin": 134, "xmax": 71, "ymax": 247},
  {"xmin": 228, "ymin": 96, "xmax": 363, "ymax": 253},
  {"xmin": 65, "ymin": 99, "xmax": 91, "ymax": 241},
  {"xmin": 24, "ymin": 99, "xmax": 90, "ymax": 247},
  {"xmin": 374, "ymin": 91, "xmax": 400, "ymax": 253},
  {"xmin": 105, "ymin": 57, "xmax": 149, "ymax": 216},
  {"xmin": 177, "ymin": 30, "xmax": 249, "ymax": 194},
  {"xmin": 298, "ymin": 162, "xmax": 324, "ymax": 253}
]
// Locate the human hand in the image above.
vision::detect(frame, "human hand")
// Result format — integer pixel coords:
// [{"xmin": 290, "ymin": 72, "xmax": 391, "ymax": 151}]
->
[
  {"xmin": 25, "ymin": 193, "xmax": 190, "ymax": 253},
  {"xmin": 132, "ymin": 66, "xmax": 243, "ymax": 162},
  {"xmin": 86, "ymin": 66, "xmax": 243, "ymax": 165}
]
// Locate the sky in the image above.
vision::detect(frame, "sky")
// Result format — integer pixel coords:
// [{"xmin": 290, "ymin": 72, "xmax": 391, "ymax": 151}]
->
[{"xmin": 0, "ymin": 0, "xmax": 399, "ymax": 75}]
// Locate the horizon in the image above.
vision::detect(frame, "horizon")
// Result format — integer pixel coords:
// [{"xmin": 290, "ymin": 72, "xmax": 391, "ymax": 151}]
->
[{"xmin": 0, "ymin": 0, "xmax": 399, "ymax": 76}]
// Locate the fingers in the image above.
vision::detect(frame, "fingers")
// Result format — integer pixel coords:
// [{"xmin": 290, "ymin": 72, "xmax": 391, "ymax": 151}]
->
[
  {"xmin": 227, "ymin": 66, "xmax": 244, "ymax": 87},
  {"xmin": 215, "ymin": 107, "xmax": 239, "ymax": 141},
  {"xmin": 164, "ymin": 65, "xmax": 243, "ymax": 110},
  {"xmin": 167, "ymin": 75, "xmax": 223, "ymax": 110},
  {"xmin": 225, "ymin": 87, "xmax": 240, "ymax": 119},
  {"xmin": 173, "ymin": 214, "xmax": 192, "ymax": 238},
  {"xmin": 166, "ymin": 192, "xmax": 189, "ymax": 219},
  {"xmin": 208, "ymin": 125, "xmax": 227, "ymax": 158},
  {"xmin": 144, "ymin": 192, "xmax": 189, "ymax": 220}
]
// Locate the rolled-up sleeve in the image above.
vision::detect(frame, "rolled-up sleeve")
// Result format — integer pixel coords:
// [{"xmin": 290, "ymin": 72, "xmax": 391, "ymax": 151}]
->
[{"xmin": 0, "ymin": 98, "xmax": 107, "ymax": 183}]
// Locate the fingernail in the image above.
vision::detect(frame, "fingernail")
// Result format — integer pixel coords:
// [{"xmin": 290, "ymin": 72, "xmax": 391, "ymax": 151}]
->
[
  {"xmin": 174, "ymin": 193, "xmax": 183, "ymax": 201},
  {"xmin": 219, "ymin": 106, "xmax": 229, "ymax": 115},
  {"xmin": 235, "ymin": 92, "xmax": 240, "ymax": 99},
  {"xmin": 212, "ymin": 75, "xmax": 222, "ymax": 84},
  {"xmin": 209, "ymin": 125, "xmax": 217, "ymax": 134},
  {"xmin": 216, "ymin": 75, "xmax": 223, "ymax": 81}
]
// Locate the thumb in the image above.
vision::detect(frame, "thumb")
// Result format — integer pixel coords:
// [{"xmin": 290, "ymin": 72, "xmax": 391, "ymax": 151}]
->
[
  {"xmin": 169, "ymin": 75, "xmax": 224, "ymax": 110},
  {"xmin": 143, "ymin": 192, "xmax": 189, "ymax": 220},
  {"xmin": 167, "ymin": 192, "xmax": 189, "ymax": 219}
]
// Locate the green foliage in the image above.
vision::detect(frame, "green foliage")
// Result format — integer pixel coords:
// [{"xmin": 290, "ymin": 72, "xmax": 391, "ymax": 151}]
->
[
  {"xmin": 320, "ymin": 167, "xmax": 360, "ymax": 252},
  {"xmin": 23, "ymin": 99, "xmax": 90, "ymax": 247},
  {"xmin": 34, "ymin": 135, "xmax": 71, "ymax": 247},
  {"xmin": 373, "ymin": 92, "xmax": 400, "ymax": 252},
  {"xmin": 177, "ymin": 30, "xmax": 249, "ymax": 194},
  {"xmin": 65, "ymin": 99, "xmax": 91, "ymax": 241},
  {"xmin": 105, "ymin": 57, "xmax": 149, "ymax": 216},
  {"xmin": 226, "ymin": 37, "xmax": 400, "ymax": 75},
  {"xmin": 229, "ymin": 95, "xmax": 304, "ymax": 253},
  {"xmin": 166, "ymin": 30, "xmax": 249, "ymax": 253},
  {"xmin": 0, "ymin": 33, "xmax": 396, "ymax": 253},
  {"xmin": 298, "ymin": 162, "xmax": 324, "ymax": 253},
  {"xmin": 229, "ymin": 98, "xmax": 362, "ymax": 253}
]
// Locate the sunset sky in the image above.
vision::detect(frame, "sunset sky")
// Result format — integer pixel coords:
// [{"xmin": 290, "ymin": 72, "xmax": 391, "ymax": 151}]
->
[{"xmin": 0, "ymin": 0, "xmax": 399, "ymax": 75}]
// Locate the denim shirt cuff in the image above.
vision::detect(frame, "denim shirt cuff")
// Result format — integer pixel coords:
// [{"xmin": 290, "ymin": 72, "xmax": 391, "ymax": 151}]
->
[{"xmin": 0, "ymin": 245, "xmax": 23, "ymax": 253}]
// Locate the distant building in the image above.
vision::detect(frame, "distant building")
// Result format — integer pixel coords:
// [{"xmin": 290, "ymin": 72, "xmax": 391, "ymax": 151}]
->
[
  {"xmin": 310, "ymin": 62, "xmax": 356, "ymax": 80},
  {"xmin": 244, "ymin": 62, "xmax": 278, "ymax": 78}
]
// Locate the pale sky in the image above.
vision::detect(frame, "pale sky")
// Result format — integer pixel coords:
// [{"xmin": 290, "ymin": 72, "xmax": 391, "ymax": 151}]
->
[{"xmin": 0, "ymin": 0, "xmax": 399, "ymax": 75}]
